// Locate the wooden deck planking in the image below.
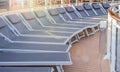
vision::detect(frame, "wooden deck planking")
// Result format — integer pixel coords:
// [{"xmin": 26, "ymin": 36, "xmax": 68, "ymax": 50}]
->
[{"xmin": 63, "ymin": 31, "xmax": 110, "ymax": 72}]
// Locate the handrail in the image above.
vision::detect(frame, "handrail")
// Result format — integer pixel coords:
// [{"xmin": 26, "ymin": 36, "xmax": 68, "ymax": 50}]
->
[{"xmin": 108, "ymin": 4, "xmax": 120, "ymax": 22}]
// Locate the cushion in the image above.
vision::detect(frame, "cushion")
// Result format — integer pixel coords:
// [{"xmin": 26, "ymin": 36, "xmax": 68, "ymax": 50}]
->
[
  {"xmin": 57, "ymin": 8, "xmax": 66, "ymax": 14},
  {"xmin": 22, "ymin": 12, "xmax": 35, "ymax": 20},
  {"xmin": 92, "ymin": 3, "xmax": 100, "ymax": 9},
  {"xmin": 102, "ymin": 3, "xmax": 110, "ymax": 9},
  {"xmin": 75, "ymin": 6, "xmax": 84, "ymax": 11},
  {"xmin": 48, "ymin": 9, "xmax": 59, "ymax": 16},
  {"xmin": 84, "ymin": 5, "xmax": 92, "ymax": 10},
  {"xmin": 35, "ymin": 10, "xmax": 46, "ymax": 18},
  {"xmin": 65, "ymin": 7, "xmax": 74, "ymax": 13},
  {"xmin": 0, "ymin": 18, "xmax": 6, "ymax": 29},
  {"xmin": 6, "ymin": 14, "xmax": 21, "ymax": 24}
]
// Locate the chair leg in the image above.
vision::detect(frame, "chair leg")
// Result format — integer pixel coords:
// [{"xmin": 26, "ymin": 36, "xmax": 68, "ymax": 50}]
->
[
  {"xmin": 77, "ymin": 31, "xmax": 85, "ymax": 39},
  {"xmin": 56, "ymin": 65, "xmax": 64, "ymax": 72}
]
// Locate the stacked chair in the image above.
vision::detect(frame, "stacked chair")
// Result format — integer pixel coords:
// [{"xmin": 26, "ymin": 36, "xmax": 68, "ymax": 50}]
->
[{"xmin": 0, "ymin": 2, "xmax": 111, "ymax": 72}]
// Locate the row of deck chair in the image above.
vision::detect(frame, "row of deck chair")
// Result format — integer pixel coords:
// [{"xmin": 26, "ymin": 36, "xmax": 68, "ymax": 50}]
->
[
  {"xmin": 0, "ymin": 3, "xmax": 111, "ymax": 47},
  {"xmin": 0, "ymin": 2, "xmax": 111, "ymax": 72}
]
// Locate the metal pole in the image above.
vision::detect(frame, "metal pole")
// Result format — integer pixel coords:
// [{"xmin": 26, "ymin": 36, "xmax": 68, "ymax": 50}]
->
[
  {"xmin": 76, "ymin": 0, "xmax": 78, "ymax": 5},
  {"xmin": 45, "ymin": 0, "xmax": 47, "ymax": 9},
  {"xmin": 61, "ymin": 0, "xmax": 64, "ymax": 7}
]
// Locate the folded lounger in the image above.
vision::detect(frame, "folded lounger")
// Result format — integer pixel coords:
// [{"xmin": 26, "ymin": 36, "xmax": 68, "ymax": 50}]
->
[
  {"xmin": 0, "ymin": 18, "xmax": 71, "ymax": 45},
  {"xmin": 0, "ymin": 36, "xmax": 70, "ymax": 52},
  {"xmin": 0, "ymin": 52, "xmax": 72, "ymax": 72},
  {"xmin": 101, "ymin": 3, "xmax": 111, "ymax": 13},
  {"xmin": 0, "ymin": 67, "xmax": 54, "ymax": 72},
  {"xmin": 48, "ymin": 9, "xmax": 98, "ymax": 36},
  {"xmin": 5, "ymin": 14, "xmax": 74, "ymax": 38}
]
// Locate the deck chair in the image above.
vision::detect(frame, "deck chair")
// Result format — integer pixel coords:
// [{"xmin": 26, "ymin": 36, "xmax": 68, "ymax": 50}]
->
[
  {"xmin": 35, "ymin": 10, "xmax": 88, "ymax": 43},
  {"xmin": 0, "ymin": 52, "xmax": 72, "ymax": 72},
  {"xmin": 34, "ymin": 10, "xmax": 92, "ymax": 29},
  {"xmin": 48, "ymin": 9, "xmax": 89, "ymax": 38},
  {"xmin": 56, "ymin": 8, "xmax": 100, "ymax": 36},
  {"xmin": 0, "ymin": 52, "xmax": 71, "ymax": 66},
  {"xmin": 48, "ymin": 8, "xmax": 98, "ymax": 37},
  {"xmin": 21, "ymin": 11, "xmax": 82, "ymax": 32},
  {"xmin": 0, "ymin": 67, "xmax": 54, "ymax": 72},
  {"xmin": 101, "ymin": 3, "xmax": 111, "ymax": 13},
  {"xmin": 57, "ymin": 7, "xmax": 102, "ymax": 23},
  {"xmin": 64, "ymin": 6, "xmax": 104, "ymax": 22},
  {"xmin": 92, "ymin": 3, "xmax": 105, "ymax": 16},
  {"xmin": 75, "ymin": 5, "xmax": 107, "ymax": 19},
  {"xmin": 21, "ymin": 11, "xmax": 83, "ymax": 44},
  {"xmin": 0, "ymin": 35, "xmax": 70, "ymax": 52},
  {"xmin": 0, "ymin": 17, "xmax": 70, "ymax": 44},
  {"xmin": 5, "ymin": 14, "xmax": 75, "ymax": 38},
  {"xmin": 83, "ymin": 4, "xmax": 97, "ymax": 17}
]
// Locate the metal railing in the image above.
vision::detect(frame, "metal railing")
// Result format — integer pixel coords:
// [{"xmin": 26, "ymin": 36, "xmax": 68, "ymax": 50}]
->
[{"xmin": 107, "ymin": 4, "xmax": 120, "ymax": 72}]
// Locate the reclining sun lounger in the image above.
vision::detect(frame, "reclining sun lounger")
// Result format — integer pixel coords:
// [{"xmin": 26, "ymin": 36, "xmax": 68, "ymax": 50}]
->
[
  {"xmin": 0, "ymin": 67, "xmax": 54, "ymax": 72},
  {"xmin": 5, "ymin": 14, "xmax": 81, "ymax": 44},
  {"xmin": 64, "ymin": 6, "xmax": 106, "ymax": 22},
  {"xmin": 75, "ymin": 5, "xmax": 107, "ymax": 19},
  {"xmin": 0, "ymin": 36, "xmax": 70, "ymax": 52},
  {"xmin": 57, "ymin": 7, "xmax": 102, "ymax": 23},
  {"xmin": 48, "ymin": 8, "xmax": 99, "ymax": 36},
  {"xmin": 34, "ymin": 10, "xmax": 92, "ymax": 29},
  {"xmin": 0, "ymin": 17, "xmax": 72, "ymax": 44},
  {"xmin": 0, "ymin": 52, "xmax": 71, "ymax": 72},
  {"xmin": 21, "ymin": 11, "xmax": 86, "ymax": 30},
  {"xmin": 101, "ymin": 3, "xmax": 111, "ymax": 13},
  {"xmin": 83, "ymin": 4, "xmax": 107, "ymax": 19},
  {"xmin": 5, "ymin": 14, "xmax": 74, "ymax": 38},
  {"xmin": 0, "ymin": 52, "xmax": 72, "ymax": 66}
]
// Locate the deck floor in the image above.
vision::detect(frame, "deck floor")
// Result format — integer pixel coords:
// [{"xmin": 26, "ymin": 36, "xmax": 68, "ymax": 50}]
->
[{"xmin": 63, "ymin": 31, "xmax": 110, "ymax": 72}]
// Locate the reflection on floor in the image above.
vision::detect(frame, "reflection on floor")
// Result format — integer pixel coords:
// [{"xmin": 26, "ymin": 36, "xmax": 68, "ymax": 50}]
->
[{"xmin": 63, "ymin": 31, "xmax": 110, "ymax": 72}]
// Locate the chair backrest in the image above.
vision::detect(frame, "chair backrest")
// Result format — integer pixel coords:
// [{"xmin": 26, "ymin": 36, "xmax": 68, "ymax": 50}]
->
[
  {"xmin": 6, "ymin": 14, "xmax": 29, "ymax": 33},
  {"xmin": 92, "ymin": 3, "xmax": 101, "ymax": 9},
  {"xmin": 83, "ymin": 4, "xmax": 96, "ymax": 16},
  {"xmin": 92, "ymin": 3, "xmax": 105, "ymax": 15},
  {"xmin": 0, "ymin": 17, "xmax": 16, "ymax": 39},
  {"xmin": 57, "ymin": 8, "xmax": 71, "ymax": 21},
  {"xmin": 48, "ymin": 9, "xmax": 65, "ymax": 23},
  {"xmin": 34, "ymin": 10, "xmax": 53, "ymax": 25},
  {"xmin": 21, "ymin": 11, "xmax": 43, "ymax": 29},
  {"xmin": 102, "ymin": 3, "xmax": 110, "ymax": 9},
  {"xmin": 75, "ymin": 6, "xmax": 88, "ymax": 17},
  {"xmin": 65, "ymin": 7, "xmax": 80, "ymax": 19}
]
